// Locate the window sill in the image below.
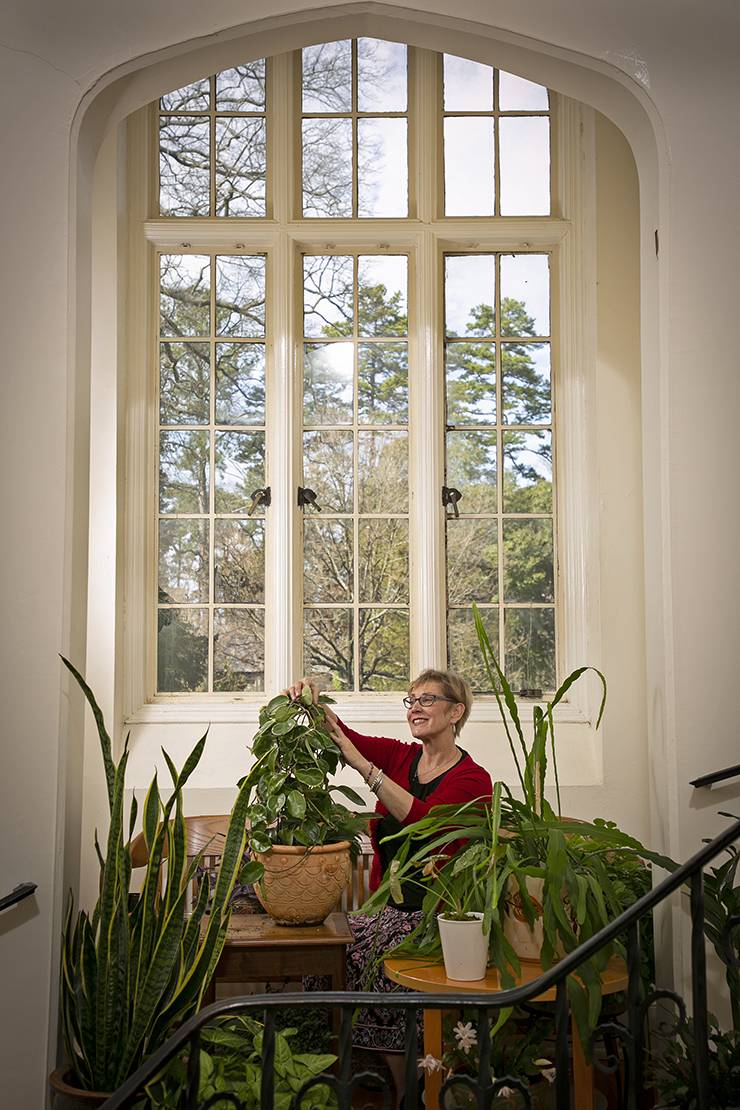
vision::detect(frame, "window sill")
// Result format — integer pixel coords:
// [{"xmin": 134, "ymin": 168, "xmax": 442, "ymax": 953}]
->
[{"xmin": 125, "ymin": 695, "xmax": 590, "ymax": 727}]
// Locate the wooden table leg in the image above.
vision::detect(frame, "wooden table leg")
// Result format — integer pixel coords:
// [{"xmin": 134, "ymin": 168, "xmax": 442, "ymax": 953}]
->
[
  {"xmin": 423, "ymin": 1007, "xmax": 443, "ymax": 1110},
  {"xmin": 571, "ymin": 1013, "xmax": 594, "ymax": 1110}
]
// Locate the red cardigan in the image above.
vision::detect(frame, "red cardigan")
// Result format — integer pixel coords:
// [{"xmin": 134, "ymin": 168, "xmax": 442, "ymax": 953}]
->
[{"xmin": 337, "ymin": 719, "xmax": 493, "ymax": 893}]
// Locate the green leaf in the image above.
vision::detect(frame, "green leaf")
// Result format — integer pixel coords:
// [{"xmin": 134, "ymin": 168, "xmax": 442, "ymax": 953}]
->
[
  {"xmin": 286, "ymin": 790, "xmax": 307, "ymax": 819},
  {"xmin": 301, "ymin": 685, "xmax": 314, "ymax": 706},
  {"xmin": 330, "ymin": 784, "xmax": 366, "ymax": 806},
  {"xmin": 272, "ymin": 719, "xmax": 297, "ymax": 736},
  {"xmin": 61, "ymin": 655, "xmax": 116, "ymax": 810},
  {"xmin": 295, "ymin": 767, "xmax": 324, "ymax": 788},
  {"xmin": 266, "ymin": 694, "xmax": 290, "ymax": 714}
]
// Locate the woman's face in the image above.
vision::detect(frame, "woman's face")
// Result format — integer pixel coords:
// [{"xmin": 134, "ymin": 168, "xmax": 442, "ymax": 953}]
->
[{"xmin": 405, "ymin": 681, "xmax": 462, "ymax": 743}]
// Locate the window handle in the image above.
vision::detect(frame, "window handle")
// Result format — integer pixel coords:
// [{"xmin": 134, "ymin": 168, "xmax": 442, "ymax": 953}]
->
[
  {"xmin": 442, "ymin": 486, "xmax": 463, "ymax": 518},
  {"xmin": 247, "ymin": 487, "xmax": 271, "ymax": 515},
  {"xmin": 298, "ymin": 487, "xmax": 321, "ymax": 512}
]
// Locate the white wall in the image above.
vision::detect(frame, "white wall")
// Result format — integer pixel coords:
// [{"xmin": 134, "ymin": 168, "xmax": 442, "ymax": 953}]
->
[{"xmin": 2, "ymin": 3, "xmax": 740, "ymax": 1107}]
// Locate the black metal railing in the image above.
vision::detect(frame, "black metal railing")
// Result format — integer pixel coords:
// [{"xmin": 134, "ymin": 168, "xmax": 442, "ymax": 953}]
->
[
  {"xmin": 0, "ymin": 882, "xmax": 36, "ymax": 913},
  {"xmin": 690, "ymin": 762, "xmax": 740, "ymax": 789},
  {"xmin": 99, "ymin": 818, "xmax": 740, "ymax": 1110}
]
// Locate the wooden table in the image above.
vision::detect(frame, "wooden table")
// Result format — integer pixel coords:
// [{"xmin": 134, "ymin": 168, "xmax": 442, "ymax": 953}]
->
[
  {"xmin": 203, "ymin": 910, "xmax": 353, "ymax": 1004},
  {"xmin": 384, "ymin": 955, "xmax": 628, "ymax": 1110}
]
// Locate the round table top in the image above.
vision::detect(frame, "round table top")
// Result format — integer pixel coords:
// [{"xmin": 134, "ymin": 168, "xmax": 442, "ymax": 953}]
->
[{"xmin": 384, "ymin": 955, "xmax": 628, "ymax": 1002}]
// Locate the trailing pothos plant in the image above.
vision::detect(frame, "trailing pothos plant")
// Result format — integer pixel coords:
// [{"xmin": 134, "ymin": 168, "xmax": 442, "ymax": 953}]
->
[
  {"xmin": 238, "ymin": 689, "xmax": 371, "ymax": 883},
  {"xmin": 58, "ymin": 657, "xmax": 251, "ymax": 1093},
  {"xmin": 362, "ymin": 604, "xmax": 676, "ymax": 1049}
]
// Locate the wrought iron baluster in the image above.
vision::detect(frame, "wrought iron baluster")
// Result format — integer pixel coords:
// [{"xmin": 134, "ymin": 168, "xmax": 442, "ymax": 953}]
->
[
  {"xmin": 185, "ymin": 1028, "xmax": 201, "ymax": 1110},
  {"xmin": 626, "ymin": 920, "xmax": 643, "ymax": 1109},
  {"xmin": 690, "ymin": 870, "xmax": 710, "ymax": 1106},
  {"xmin": 338, "ymin": 1003, "xmax": 354, "ymax": 1107},
  {"xmin": 477, "ymin": 1005, "xmax": 491, "ymax": 1102},
  {"xmin": 260, "ymin": 1006, "xmax": 276, "ymax": 1110},
  {"xmin": 554, "ymin": 981, "xmax": 571, "ymax": 1110},
  {"xmin": 402, "ymin": 1007, "xmax": 418, "ymax": 1109}
]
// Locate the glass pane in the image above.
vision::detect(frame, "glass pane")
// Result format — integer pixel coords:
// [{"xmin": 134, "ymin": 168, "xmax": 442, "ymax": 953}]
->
[
  {"xmin": 214, "ymin": 608, "xmax": 264, "ymax": 691},
  {"xmin": 502, "ymin": 343, "xmax": 550, "ymax": 424},
  {"xmin": 160, "ymin": 79, "xmax": 210, "ymax": 112},
  {"xmin": 500, "ymin": 254, "xmax": 550, "ymax": 337},
  {"xmin": 159, "ymin": 118, "xmax": 210, "ymax": 216},
  {"xmin": 446, "ymin": 431, "xmax": 497, "ymax": 513},
  {"xmin": 160, "ymin": 342, "xmax": 210, "ymax": 425},
  {"xmin": 358, "ymin": 430, "xmax": 408, "ymax": 513},
  {"xmin": 216, "ymin": 255, "xmax": 266, "ymax": 337},
  {"xmin": 214, "ymin": 431, "xmax": 265, "ymax": 513},
  {"xmin": 447, "ymin": 608, "xmax": 499, "ymax": 693},
  {"xmin": 303, "ymin": 255, "xmax": 354, "ymax": 338},
  {"xmin": 157, "ymin": 608, "xmax": 208, "ymax": 692},
  {"xmin": 444, "ymin": 118, "xmax": 494, "ymax": 216},
  {"xmin": 160, "ymin": 255, "xmax": 210, "ymax": 336},
  {"xmin": 215, "ymin": 118, "xmax": 266, "ymax": 217},
  {"xmin": 499, "ymin": 72, "xmax": 549, "ymax": 111},
  {"xmin": 445, "ymin": 255, "xmax": 495, "ymax": 337},
  {"xmin": 358, "ymin": 344, "xmax": 408, "ymax": 424},
  {"xmin": 304, "ymin": 343, "xmax": 354, "ymax": 425},
  {"xmin": 359, "ymin": 520, "xmax": 409, "ymax": 603},
  {"xmin": 304, "ymin": 520, "xmax": 353, "ymax": 603},
  {"xmin": 302, "ymin": 118, "xmax": 353, "ymax": 217},
  {"xmin": 500, "ymin": 117, "xmax": 550, "ymax": 216},
  {"xmin": 504, "ymin": 608, "xmax": 555, "ymax": 692},
  {"xmin": 359, "ymin": 609, "xmax": 409, "ymax": 691},
  {"xmin": 159, "ymin": 430, "xmax": 209, "ymax": 513},
  {"xmin": 302, "ymin": 41, "xmax": 352, "ymax": 112},
  {"xmin": 215, "ymin": 343, "xmax": 265, "ymax": 425},
  {"xmin": 503, "ymin": 430, "xmax": 552, "ymax": 512},
  {"xmin": 216, "ymin": 61, "xmax": 266, "ymax": 111},
  {"xmin": 446, "ymin": 342, "xmax": 496, "ymax": 425},
  {"xmin": 358, "ymin": 255, "xmax": 408, "ymax": 336},
  {"xmin": 158, "ymin": 519, "xmax": 209, "ymax": 604},
  {"xmin": 214, "ymin": 519, "xmax": 265, "ymax": 603},
  {"xmin": 443, "ymin": 55, "xmax": 493, "ymax": 111},
  {"xmin": 304, "ymin": 609, "xmax": 353, "ymax": 690},
  {"xmin": 503, "ymin": 519, "xmax": 554, "ymax": 602},
  {"xmin": 357, "ymin": 39, "xmax": 407, "ymax": 111},
  {"xmin": 358, "ymin": 118, "xmax": 408, "ymax": 217},
  {"xmin": 303, "ymin": 430, "xmax": 354, "ymax": 513},
  {"xmin": 446, "ymin": 519, "xmax": 497, "ymax": 604}
]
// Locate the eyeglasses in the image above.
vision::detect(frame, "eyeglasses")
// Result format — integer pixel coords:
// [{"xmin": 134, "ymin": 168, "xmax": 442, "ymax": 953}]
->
[{"xmin": 402, "ymin": 693, "xmax": 458, "ymax": 709}]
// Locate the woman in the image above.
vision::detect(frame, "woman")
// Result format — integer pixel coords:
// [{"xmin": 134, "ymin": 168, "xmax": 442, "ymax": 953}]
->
[{"xmin": 287, "ymin": 668, "xmax": 492, "ymax": 1098}]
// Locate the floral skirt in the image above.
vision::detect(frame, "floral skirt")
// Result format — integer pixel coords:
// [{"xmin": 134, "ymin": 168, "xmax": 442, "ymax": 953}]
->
[{"xmin": 304, "ymin": 905, "xmax": 423, "ymax": 1053}]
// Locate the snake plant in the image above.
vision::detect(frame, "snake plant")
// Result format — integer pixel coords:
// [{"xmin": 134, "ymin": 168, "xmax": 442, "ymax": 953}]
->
[{"xmin": 58, "ymin": 657, "xmax": 251, "ymax": 1092}]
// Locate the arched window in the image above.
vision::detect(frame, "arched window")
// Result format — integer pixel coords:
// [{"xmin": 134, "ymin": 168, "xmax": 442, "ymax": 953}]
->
[{"xmin": 131, "ymin": 39, "xmax": 574, "ymax": 707}]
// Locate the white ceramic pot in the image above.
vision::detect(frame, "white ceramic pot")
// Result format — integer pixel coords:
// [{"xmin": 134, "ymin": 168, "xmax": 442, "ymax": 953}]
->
[{"xmin": 437, "ymin": 911, "xmax": 489, "ymax": 981}]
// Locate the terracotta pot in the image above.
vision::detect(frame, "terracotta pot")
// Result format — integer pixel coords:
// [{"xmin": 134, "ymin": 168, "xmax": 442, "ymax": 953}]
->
[
  {"xmin": 254, "ymin": 840, "xmax": 351, "ymax": 925},
  {"xmin": 49, "ymin": 1068, "xmax": 109, "ymax": 1109},
  {"xmin": 437, "ymin": 911, "xmax": 488, "ymax": 981}
]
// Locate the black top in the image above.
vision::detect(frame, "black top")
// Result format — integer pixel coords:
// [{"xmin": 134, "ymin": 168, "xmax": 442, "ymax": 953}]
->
[{"xmin": 376, "ymin": 747, "xmax": 468, "ymax": 911}]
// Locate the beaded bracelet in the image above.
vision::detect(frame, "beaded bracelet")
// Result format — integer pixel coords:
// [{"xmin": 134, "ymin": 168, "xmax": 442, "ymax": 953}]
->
[{"xmin": 364, "ymin": 763, "xmax": 376, "ymax": 785}]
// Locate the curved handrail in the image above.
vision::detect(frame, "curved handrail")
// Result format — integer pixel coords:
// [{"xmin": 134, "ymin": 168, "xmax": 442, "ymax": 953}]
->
[
  {"xmin": 99, "ymin": 814, "xmax": 740, "ymax": 1110},
  {"xmin": 0, "ymin": 882, "xmax": 37, "ymax": 913},
  {"xmin": 690, "ymin": 762, "xmax": 740, "ymax": 788}
]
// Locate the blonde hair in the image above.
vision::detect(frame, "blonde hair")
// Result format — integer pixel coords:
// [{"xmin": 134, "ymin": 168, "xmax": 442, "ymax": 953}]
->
[{"xmin": 409, "ymin": 669, "xmax": 473, "ymax": 736}]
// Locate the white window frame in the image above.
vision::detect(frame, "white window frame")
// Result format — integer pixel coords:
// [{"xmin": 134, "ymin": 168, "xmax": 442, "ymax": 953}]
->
[{"xmin": 122, "ymin": 49, "xmax": 598, "ymax": 728}]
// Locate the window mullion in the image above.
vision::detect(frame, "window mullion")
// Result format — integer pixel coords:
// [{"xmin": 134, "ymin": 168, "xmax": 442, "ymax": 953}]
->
[{"xmin": 409, "ymin": 229, "xmax": 446, "ymax": 673}]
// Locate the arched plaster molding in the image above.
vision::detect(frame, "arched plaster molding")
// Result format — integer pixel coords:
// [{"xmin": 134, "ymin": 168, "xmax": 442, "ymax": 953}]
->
[{"xmin": 63, "ymin": 0, "xmax": 678, "ymax": 948}]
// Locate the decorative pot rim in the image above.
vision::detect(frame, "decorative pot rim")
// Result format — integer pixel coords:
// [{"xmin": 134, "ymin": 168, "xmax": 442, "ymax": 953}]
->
[
  {"xmin": 49, "ymin": 1067, "xmax": 109, "ymax": 1100},
  {"xmin": 437, "ymin": 910, "xmax": 484, "ymax": 922},
  {"xmin": 255, "ymin": 840, "xmax": 351, "ymax": 856}
]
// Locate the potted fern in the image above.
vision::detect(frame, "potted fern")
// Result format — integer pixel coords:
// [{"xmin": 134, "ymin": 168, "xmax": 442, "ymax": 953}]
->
[
  {"xmin": 238, "ymin": 689, "xmax": 370, "ymax": 924},
  {"xmin": 50, "ymin": 659, "xmax": 251, "ymax": 1107}
]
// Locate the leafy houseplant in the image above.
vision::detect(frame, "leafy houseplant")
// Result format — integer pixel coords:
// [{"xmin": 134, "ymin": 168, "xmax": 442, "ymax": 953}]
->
[
  {"xmin": 238, "ymin": 690, "xmax": 370, "ymax": 924},
  {"xmin": 702, "ymin": 814, "xmax": 740, "ymax": 1031},
  {"xmin": 649, "ymin": 1016, "xmax": 740, "ymax": 1109},
  {"xmin": 363, "ymin": 604, "xmax": 674, "ymax": 1045},
  {"xmin": 145, "ymin": 1013, "xmax": 337, "ymax": 1110},
  {"xmin": 53, "ymin": 658, "xmax": 251, "ymax": 1101}
]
